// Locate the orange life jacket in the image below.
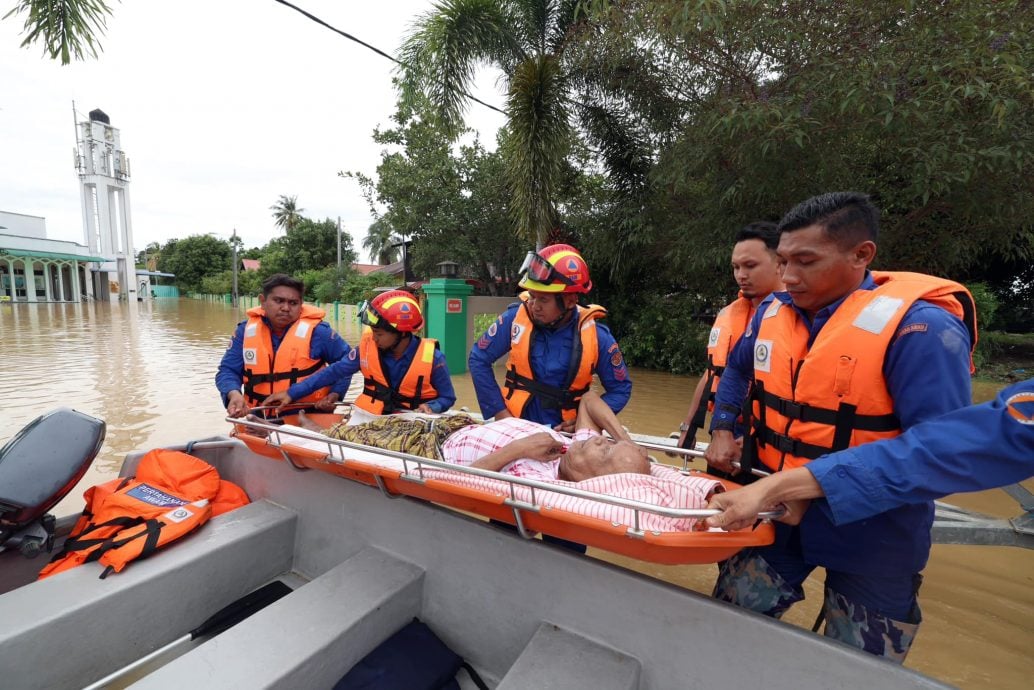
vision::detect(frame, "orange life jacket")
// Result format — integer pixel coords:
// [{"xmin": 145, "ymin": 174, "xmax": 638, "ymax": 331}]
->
[
  {"xmin": 503, "ymin": 303, "xmax": 606, "ymax": 422},
  {"xmin": 354, "ymin": 328, "xmax": 440, "ymax": 414},
  {"xmin": 746, "ymin": 271, "xmax": 977, "ymax": 473},
  {"xmin": 241, "ymin": 304, "xmax": 331, "ymax": 408},
  {"xmin": 38, "ymin": 449, "xmax": 248, "ymax": 579}
]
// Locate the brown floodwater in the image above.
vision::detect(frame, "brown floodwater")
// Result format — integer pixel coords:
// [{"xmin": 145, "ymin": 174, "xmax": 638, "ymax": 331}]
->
[{"xmin": 1, "ymin": 299, "xmax": 1031, "ymax": 688}]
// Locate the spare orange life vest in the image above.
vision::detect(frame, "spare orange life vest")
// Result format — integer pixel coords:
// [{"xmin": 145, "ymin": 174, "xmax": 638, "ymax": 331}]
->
[
  {"xmin": 503, "ymin": 303, "xmax": 606, "ymax": 422},
  {"xmin": 241, "ymin": 304, "xmax": 331, "ymax": 408},
  {"xmin": 39, "ymin": 449, "xmax": 249, "ymax": 579},
  {"xmin": 354, "ymin": 328, "xmax": 440, "ymax": 414},
  {"xmin": 746, "ymin": 271, "xmax": 977, "ymax": 473}
]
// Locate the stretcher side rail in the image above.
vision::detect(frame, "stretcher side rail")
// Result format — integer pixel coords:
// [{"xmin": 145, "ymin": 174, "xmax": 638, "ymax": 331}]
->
[{"xmin": 229, "ymin": 416, "xmax": 784, "ymax": 533}]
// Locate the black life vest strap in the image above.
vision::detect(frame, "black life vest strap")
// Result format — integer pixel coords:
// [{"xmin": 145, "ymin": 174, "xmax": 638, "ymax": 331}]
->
[
  {"xmin": 688, "ymin": 355, "xmax": 721, "ymax": 438},
  {"xmin": 759, "ymin": 390, "xmax": 900, "ymax": 433},
  {"xmin": 503, "ymin": 368, "xmax": 588, "ymax": 411},
  {"xmin": 243, "ymin": 360, "xmax": 324, "ymax": 399},
  {"xmin": 751, "ymin": 424, "xmax": 833, "ymax": 461},
  {"xmin": 46, "ymin": 516, "xmax": 142, "ymax": 563}
]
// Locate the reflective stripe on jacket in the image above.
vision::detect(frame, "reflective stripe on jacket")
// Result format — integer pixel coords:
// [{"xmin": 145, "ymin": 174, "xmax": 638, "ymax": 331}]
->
[
  {"xmin": 748, "ymin": 271, "xmax": 977, "ymax": 473},
  {"xmin": 354, "ymin": 328, "xmax": 440, "ymax": 414},
  {"xmin": 241, "ymin": 304, "xmax": 331, "ymax": 408},
  {"xmin": 503, "ymin": 303, "xmax": 605, "ymax": 422},
  {"xmin": 39, "ymin": 449, "xmax": 248, "ymax": 579}
]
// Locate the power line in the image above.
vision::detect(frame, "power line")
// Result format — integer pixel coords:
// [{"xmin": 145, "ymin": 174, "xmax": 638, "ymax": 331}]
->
[{"xmin": 272, "ymin": 0, "xmax": 507, "ymax": 117}]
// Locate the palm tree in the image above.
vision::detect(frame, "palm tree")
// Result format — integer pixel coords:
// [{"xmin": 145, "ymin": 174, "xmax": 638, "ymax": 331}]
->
[
  {"xmin": 4, "ymin": 0, "xmax": 113, "ymax": 64},
  {"xmin": 399, "ymin": 0, "xmax": 580, "ymax": 248},
  {"xmin": 363, "ymin": 218, "xmax": 401, "ymax": 265},
  {"xmin": 270, "ymin": 195, "xmax": 304, "ymax": 234}
]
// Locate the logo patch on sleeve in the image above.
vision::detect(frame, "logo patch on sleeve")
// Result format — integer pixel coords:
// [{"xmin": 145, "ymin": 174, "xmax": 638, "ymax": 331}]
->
[
  {"xmin": 1006, "ymin": 392, "xmax": 1034, "ymax": 425},
  {"xmin": 896, "ymin": 323, "xmax": 929, "ymax": 338}
]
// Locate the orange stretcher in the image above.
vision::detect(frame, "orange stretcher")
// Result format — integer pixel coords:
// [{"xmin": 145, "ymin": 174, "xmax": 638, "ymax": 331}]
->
[{"xmin": 230, "ymin": 415, "xmax": 776, "ymax": 565}]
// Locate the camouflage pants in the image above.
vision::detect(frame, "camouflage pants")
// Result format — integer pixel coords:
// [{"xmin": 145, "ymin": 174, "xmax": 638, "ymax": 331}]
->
[{"xmin": 713, "ymin": 549, "xmax": 921, "ymax": 663}]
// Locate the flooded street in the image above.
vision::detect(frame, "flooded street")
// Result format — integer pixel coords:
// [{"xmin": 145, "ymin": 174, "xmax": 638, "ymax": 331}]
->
[{"xmin": 1, "ymin": 298, "xmax": 1031, "ymax": 688}]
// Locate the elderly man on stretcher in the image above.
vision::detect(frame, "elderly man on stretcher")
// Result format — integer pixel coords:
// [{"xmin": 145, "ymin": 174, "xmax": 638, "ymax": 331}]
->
[
  {"xmin": 281, "ymin": 390, "xmax": 647, "ymax": 482},
  {"xmin": 263, "ymin": 390, "xmax": 725, "ymax": 534}
]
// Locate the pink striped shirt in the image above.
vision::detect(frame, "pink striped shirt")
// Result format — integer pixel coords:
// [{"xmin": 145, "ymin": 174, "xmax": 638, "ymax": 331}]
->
[{"xmin": 441, "ymin": 417, "xmax": 597, "ymax": 481}]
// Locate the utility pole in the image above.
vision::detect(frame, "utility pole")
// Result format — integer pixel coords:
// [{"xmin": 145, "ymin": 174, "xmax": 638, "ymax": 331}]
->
[
  {"xmin": 231, "ymin": 227, "xmax": 239, "ymax": 308},
  {"xmin": 336, "ymin": 216, "xmax": 342, "ymax": 269}
]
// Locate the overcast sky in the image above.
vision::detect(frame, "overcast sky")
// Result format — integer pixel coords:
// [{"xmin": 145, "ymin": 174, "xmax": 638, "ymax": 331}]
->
[{"xmin": 0, "ymin": 0, "xmax": 506, "ymax": 260}]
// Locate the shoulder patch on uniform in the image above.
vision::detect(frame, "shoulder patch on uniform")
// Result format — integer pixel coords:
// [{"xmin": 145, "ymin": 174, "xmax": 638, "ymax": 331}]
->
[
  {"xmin": 607, "ymin": 342, "xmax": 619, "ymax": 354},
  {"xmin": 487, "ymin": 322, "xmax": 497, "ymax": 337},
  {"xmin": 1006, "ymin": 392, "xmax": 1034, "ymax": 425},
  {"xmin": 896, "ymin": 323, "xmax": 928, "ymax": 338},
  {"xmin": 611, "ymin": 351, "xmax": 624, "ymax": 368},
  {"xmin": 348, "ymin": 348, "xmax": 357, "ymax": 360},
  {"xmin": 852, "ymin": 296, "xmax": 905, "ymax": 335},
  {"xmin": 477, "ymin": 335, "xmax": 491, "ymax": 350}
]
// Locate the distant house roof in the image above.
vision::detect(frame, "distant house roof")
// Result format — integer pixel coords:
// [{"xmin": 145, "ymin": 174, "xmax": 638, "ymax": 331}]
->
[
  {"xmin": 352, "ymin": 262, "xmax": 385, "ymax": 276},
  {"xmin": 241, "ymin": 259, "xmax": 261, "ymax": 271},
  {"xmin": 371, "ymin": 260, "xmax": 405, "ymax": 276}
]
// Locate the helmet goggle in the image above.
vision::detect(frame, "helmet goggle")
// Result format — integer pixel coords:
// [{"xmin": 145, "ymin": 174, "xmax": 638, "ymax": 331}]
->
[
  {"xmin": 522, "ymin": 251, "xmax": 577, "ymax": 287},
  {"xmin": 357, "ymin": 300, "xmax": 384, "ymax": 329}
]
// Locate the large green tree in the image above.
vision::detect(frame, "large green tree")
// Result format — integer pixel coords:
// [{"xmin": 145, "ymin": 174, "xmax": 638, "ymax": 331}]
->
[
  {"xmin": 399, "ymin": 0, "xmax": 591, "ymax": 247},
  {"xmin": 344, "ymin": 111, "xmax": 531, "ymax": 295},
  {"xmin": 577, "ymin": 0, "xmax": 1034, "ymax": 307},
  {"xmin": 263, "ymin": 217, "xmax": 356, "ymax": 277},
  {"xmin": 156, "ymin": 235, "xmax": 232, "ymax": 293}
]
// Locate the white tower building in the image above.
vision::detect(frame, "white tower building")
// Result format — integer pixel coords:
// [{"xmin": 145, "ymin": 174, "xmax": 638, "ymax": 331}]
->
[{"xmin": 76, "ymin": 108, "xmax": 134, "ymax": 300}]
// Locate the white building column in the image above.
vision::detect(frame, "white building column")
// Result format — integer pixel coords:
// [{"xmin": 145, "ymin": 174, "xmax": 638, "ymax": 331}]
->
[
  {"xmin": 25, "ymin": 260, "xmax": 37, "ymax": 303},
  {"xmin": 56, "ymin": 263, "xmax": 66, "ymax": 301},
  {"xmin": 42, "ymin": 263, "xmax": 53, "ymax": 301},
  {"xmin": 72, "ymin": 262, "xmax": 82, "ymax": 301},
  {"xmin": 2, "ymin": 258, "xmax": 11, "ymax": 300}
]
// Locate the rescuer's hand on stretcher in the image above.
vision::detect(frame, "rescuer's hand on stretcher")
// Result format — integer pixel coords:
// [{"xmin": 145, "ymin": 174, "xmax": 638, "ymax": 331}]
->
[
  {"xmin": 226, "ymin": 391, "xmax": 249, "ymax": 418},
  {"xmin": 261, "ymin": 391, "xmax": 294, "ymax": 411},
  {"xmin": 704, "ymin": 430, "xmax": 742, "ymax": 474}
]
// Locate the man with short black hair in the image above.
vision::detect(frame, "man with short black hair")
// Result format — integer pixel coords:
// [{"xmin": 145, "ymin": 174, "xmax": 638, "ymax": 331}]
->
[
  {"xmin": 704, "ymin": 192, "xmax": 977, "ymax": 662},
  {"xmin": 216, "ymin": 273, "xmax": 352, "ymax": 417},
  {"xmin": 676, "ymin": 222, "xmax": 784, "ymax": 467}
]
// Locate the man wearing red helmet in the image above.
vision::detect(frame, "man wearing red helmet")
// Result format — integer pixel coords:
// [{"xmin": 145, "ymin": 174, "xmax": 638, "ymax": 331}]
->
[
  {"xmin": 262, "ymin": 290, "xmax": 456, "ymax": 415},
  {"xmin": 469, "ymin": 244, "xmax": 632, "ymax": 433}
]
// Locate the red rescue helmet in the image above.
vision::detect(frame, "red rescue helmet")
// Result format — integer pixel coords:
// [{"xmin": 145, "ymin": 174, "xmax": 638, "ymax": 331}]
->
[
  {"xmin": 517, "ymin": 244, "xmax": 592, "ymax": 294},
  {"xmin": 360, "ymin": 290, "xmax": 424, "ymax": 332}
]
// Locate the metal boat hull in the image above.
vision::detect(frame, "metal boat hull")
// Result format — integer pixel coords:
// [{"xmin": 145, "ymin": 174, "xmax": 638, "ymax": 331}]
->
[{"xmin": 0, "ymin": 438, "xmax": 948, "ymax": 689}]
